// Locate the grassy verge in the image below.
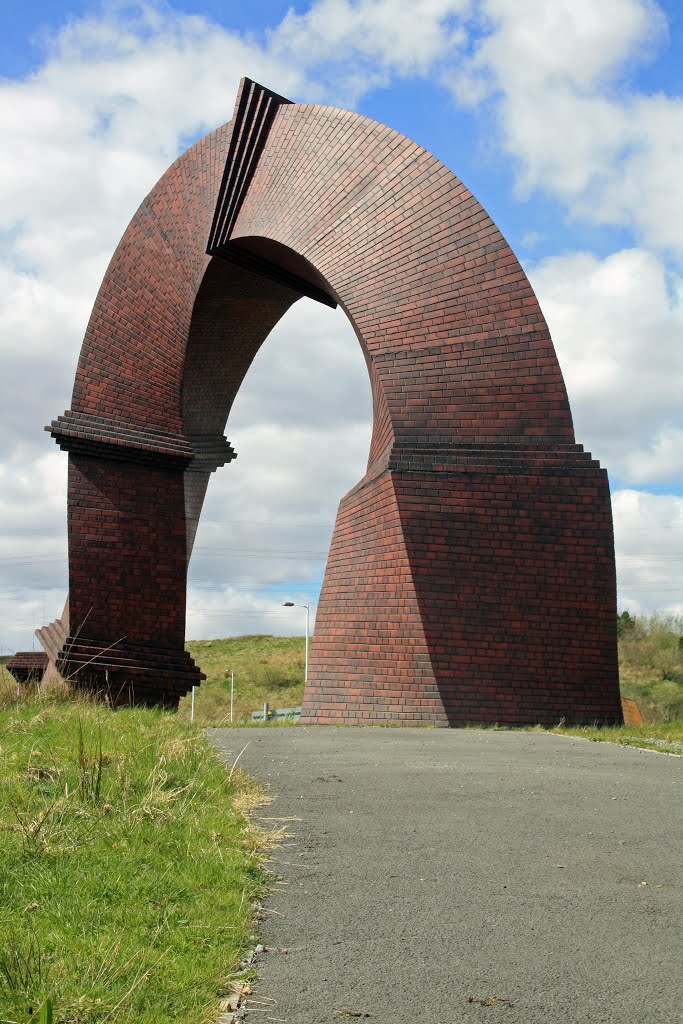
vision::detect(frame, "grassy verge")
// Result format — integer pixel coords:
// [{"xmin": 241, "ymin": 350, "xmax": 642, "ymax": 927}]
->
[
  {"xmin": 0, "ymin": 667, "xmax": 270, "ymax": 1024},
  {"xmin": 547, "ymin": 720, "xmax": 683, "ymax": 755},
  {"xmin": 181, "ymin": 636, "xmax": 305, "ymax": 727}
]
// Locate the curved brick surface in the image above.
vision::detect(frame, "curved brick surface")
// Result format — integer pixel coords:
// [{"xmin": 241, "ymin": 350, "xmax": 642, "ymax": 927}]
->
[{"xmin": 40, "ymin": 79, "xmax": 620, "ymax": 720}]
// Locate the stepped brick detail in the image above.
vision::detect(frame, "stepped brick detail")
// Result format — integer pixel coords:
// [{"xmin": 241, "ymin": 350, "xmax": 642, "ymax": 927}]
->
[
  {"xmin": 28, "ymin": 77, "xmax": 620, "ymax": 721},
  {"xmin": 5, "ymin": 652, "xmax": 49, "ymax": 684}
]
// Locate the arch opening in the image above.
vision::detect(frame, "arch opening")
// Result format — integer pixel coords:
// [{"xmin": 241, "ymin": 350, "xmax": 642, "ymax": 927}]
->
[{"xmin": 183, "ymin": 273, "xmax": 372, "ymax": 647}]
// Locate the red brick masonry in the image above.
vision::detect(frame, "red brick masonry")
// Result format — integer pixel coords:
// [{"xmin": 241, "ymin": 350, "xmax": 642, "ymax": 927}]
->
[
  {"xmin": 5, "ymin": 652, "xmax": 48, "ymax": 684},
  {"xmin": 22, "ymin": 79, "xmax": 619, "ymax": 721}
]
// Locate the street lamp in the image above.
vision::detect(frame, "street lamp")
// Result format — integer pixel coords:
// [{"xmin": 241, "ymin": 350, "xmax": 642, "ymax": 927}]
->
[{"xmin": 282, "ymin": 602, "xmax": 309, "ymax": 682}]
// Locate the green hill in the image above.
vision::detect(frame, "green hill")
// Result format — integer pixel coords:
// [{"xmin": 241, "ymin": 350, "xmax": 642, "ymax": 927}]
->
[{"xmin": 181, "ymin": 635, "xmax": 306, "ymax": 726}]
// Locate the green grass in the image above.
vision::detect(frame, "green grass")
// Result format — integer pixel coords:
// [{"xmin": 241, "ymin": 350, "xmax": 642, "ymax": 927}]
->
[
  {"xmin": 547, "ymin": 720, "xmax": 683, "ymax": 755},
  {"xmin": 0, "ymin": 667, "xmax": 271, "ymax": 1024},
  {"xmin": 180, "ymin": 636, "xmax": 306, "ymax": 727},
  {"xmin": 3, "ymin": 613, "xmax": 676, "ymax": 1019}
]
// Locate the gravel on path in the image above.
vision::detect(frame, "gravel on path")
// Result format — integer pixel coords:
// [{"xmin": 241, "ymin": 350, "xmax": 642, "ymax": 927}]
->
[{"xmin": 208, "ymin": 727, "xmax": 682, "ymax": 1024}]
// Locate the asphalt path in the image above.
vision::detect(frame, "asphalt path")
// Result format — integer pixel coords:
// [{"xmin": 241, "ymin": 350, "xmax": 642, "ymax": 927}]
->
[{"xmin": 208, "ymin": 727, "xmax": 682, "ymax": 1024}]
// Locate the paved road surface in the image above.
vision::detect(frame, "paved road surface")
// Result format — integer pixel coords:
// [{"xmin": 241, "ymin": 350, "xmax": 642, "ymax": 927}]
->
[{"xmin": 208, "ymin": 727, "xmax": 682, "ymax": 1024}]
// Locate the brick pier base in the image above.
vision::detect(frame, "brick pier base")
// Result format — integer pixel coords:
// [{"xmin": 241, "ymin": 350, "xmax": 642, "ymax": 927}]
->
[{"xmin": 306, "ymin": 443, "xmax": 619, "ymax": 725}]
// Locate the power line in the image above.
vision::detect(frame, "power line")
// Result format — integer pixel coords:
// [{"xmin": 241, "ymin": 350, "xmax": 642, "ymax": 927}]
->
[
  {"xmin": 1, "ymin": 576, "xmax": 681, "ymax": 594},
  {"xmin": 0, "ymin": 519, "xmax": 333, "ymax": 535},
  {"xmin": 3, "ymin": 520, "xmax": 680, "ymax": 541},
  {"xmin": 193, "ymin": 548, "xmax": 327, "ymax": 558},
  {"xmin": 200, "ymin": 518, "xmax": 331, "ymax": 528},
  {"xmin": 0, "ymin": 526, "xmax": 66, "ymax": 536},
  {"xmin": 187, "ymin": 610, "xmax": 304, "ymax": 617},
  {"xmin": 0, "ymin": 548, "xmax": 329, "ymax": 567},
  {"xmin": 3, "ymin": 549, "xmax": 682, "ymax": 570}
]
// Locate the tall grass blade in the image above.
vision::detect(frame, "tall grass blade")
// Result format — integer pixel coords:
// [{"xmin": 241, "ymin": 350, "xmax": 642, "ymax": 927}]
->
[{"xmin": 39, "ymin": 997, "xmax": 53, "ymax": 1024}]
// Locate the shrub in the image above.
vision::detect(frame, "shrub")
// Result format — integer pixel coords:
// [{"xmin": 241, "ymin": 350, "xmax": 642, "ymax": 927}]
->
[{"xmin": 648, "ymin": 681, "xmax": 683, "ymax": 722}]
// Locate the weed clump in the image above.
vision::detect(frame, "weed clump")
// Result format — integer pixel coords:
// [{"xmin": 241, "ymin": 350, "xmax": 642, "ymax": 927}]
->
[{"xmin": 0, "ymin": 686, "xmax": 269, "ymax": 1024}]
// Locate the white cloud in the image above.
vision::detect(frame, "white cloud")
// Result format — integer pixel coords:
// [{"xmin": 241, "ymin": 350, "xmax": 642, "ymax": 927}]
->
[
  {"xmin": 613, "ymin": 489, "xmax": 683, "ymax": 615},
  {"xmin": 529, "ymin": 247, "xmax": 683, "ymax": 485},
  {"xmin": 457, "ymin": 0, "xmax": 661, "ymax": 98},
  {"xmin": 0, "ymin": 452, "xmax": 68, "ymax": 655},
  {"xmin": 223, "ymin": 302, "xmax": 371, "ymax": 433},
  {"xmin": 270, "ymin": 0, "xmax": 470, "ymax": 101},
  {"xmin": 623, "ymin": 429, "xmax": 683, "ymax": 484},
  {"xmin": 186, "ymin": 586, "xmax": 314, "ymax": 645},
  {"xmin": 446, "ymin": 0, "xmax": 683, "ymax": 259},
  {"xmin": 186, "ymin": 302, "xmax": 372, "ymax": 640},
  {"xmin": 0, "ymin": 8, "xmax": 304, "ymax": 289},
  {"xmin": 520, "ymin": 230, "xmax": 545, "ymax": 250}
]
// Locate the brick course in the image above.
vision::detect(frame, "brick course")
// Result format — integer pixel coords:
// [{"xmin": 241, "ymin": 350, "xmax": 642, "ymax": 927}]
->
[
  {"xmin": 27, "ymin": 78, "xmax": 620, "ymax": 721},
  {"xmin": 5, "ymin": 652, "xmax": 48, "ymax": 684}
]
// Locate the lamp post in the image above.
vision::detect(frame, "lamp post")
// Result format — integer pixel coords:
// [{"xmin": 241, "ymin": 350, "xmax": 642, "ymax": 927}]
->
[{"xmin": 282, "ymin": 602, "xmax": 309, "ymax": 682}]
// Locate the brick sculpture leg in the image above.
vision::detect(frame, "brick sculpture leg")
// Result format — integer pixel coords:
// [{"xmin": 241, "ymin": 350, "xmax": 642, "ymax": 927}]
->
[
  {"xmin": 59, "ymin": 452, "xmax": 198, "ymax": 704},
  {"xmin": 17, "ymin": 78, "xmax": 620, "ymax": 722},
  {"xmin": 304, "ymin": 447, "xmax": 618, "ymax": 725}
]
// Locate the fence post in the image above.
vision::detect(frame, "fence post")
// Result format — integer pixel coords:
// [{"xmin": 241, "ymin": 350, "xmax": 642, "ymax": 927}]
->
[{"xmin": 230, "ymin": 670, "xmax": 234, "ymax": 723}]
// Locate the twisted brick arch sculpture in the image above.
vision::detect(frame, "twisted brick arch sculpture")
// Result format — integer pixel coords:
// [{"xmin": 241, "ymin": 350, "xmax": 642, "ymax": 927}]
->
[{"xmin": 22, "ymin": 79, "xmax": 620, "ymax": 724}]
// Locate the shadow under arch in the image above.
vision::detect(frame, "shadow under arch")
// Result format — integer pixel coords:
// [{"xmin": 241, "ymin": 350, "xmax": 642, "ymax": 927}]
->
[{"xmin": 28, "ymin": 78, "xmax": 620, "ymax": 725}]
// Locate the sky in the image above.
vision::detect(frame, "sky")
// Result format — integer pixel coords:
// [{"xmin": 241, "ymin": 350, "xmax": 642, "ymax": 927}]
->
[{"xmin": 0, "ymin": 0, "xmax": 682, "ymax": 655}]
